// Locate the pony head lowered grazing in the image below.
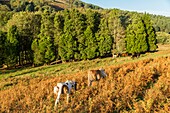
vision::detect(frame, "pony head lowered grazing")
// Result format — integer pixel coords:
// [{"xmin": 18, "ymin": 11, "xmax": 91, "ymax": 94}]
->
[
  {"xmin": 88, "ymin": 68, "xmax": 107, "ymax": 86},
  {"xmin": 54, "ymin": 80, "xmax": 77, "ymax": 107}
]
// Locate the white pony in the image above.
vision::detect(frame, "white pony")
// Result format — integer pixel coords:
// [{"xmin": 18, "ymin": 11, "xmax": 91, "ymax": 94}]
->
[{"xmin": 54, "ymin": 80, "xmax": 77, "ymax": 106}]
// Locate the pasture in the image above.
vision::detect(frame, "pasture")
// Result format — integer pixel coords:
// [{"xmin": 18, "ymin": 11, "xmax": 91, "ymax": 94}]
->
[{"xmin": 0, "ymin": 44, "xmax": 170, "ymax": 112}]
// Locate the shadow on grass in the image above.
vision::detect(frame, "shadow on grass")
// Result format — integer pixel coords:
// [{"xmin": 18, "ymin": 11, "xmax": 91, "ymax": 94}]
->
[{"xmin": 0, "ymin": 64, "xmax": 62, "ymax": 79}]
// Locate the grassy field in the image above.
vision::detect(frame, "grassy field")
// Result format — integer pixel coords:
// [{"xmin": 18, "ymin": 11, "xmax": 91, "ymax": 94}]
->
[{"xmin": 0, "ymin": 44, "xmax": 170, "ymax": 112}]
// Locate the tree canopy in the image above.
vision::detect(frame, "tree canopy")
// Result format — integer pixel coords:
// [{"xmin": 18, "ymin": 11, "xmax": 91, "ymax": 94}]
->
[{"xmin": 0, "ymin": 8, "xmax": 166, "ymax": 67}]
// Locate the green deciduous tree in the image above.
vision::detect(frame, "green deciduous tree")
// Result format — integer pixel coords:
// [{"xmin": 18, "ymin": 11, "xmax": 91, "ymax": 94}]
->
[
  {"xmin": 0, "ymin": 11, "xmax": 13, "ymax": 31},
  {"xmin": 96, "ymin": 18, "xmax": 113, "ymax": 57},
  {"xmin": 54, "ymin": 12, "xmax": 64, "ymax": 60},
  {"xmin": 32, "ymin": 10, "xmax": 55, "ymax": 65},
  {"xmin": 6, "ymin": 12, "xmax": 41, "ymax": 65},
  {"xmin": 58, "ymin": 9, "xmax": 86, "ymax": 61},
  {"xmin": 31, "ymin": 39, "xmax": 42, "ymax": 65},
  {"xmin": 71, "ymin": 9, "xmax": 86, "ymax": 60},
  {"xmin": 4, "ymin": 25, "xmax": 19, "ymax": 68},
  {"xmin": 0, "ymin": 30, "xmax": 6, "ymax": 67},
  {"xmin": 83, "ymin": 26, "xmax": 98, "ymax": 59},
  {"xmin": 58, "ymin": 33, "xmax": 76, "ymax": 61},
  {"xmin": 58, "ymin": 10, "xmax": 77, "ymax": 61},
  {"xmin": 79, "ymin": 10, "xmax": 100, "ymax": 59},
  {"xmin": 32, "ymin": 36, "xmax": 55, "ymax": 65},
  {"xmin": 126, "ymin": 16, "xmax": 148, "ymax": 54},
  {"xmin": 142, "ymin": 13, "xmax": 157, "ymax": 51},
  {"xmin": 86, "ymin": 10, "xmax": 100, "ymax": 34},
  {"xmin": 40, "ymin": 36, "xmax": 55, "ymax": 64},
  {"xmin": 108, "ymin": 9, "xmax": 126, "ymax": 54},
  {"xmin": 39, "ymin": 10, "xmax": 55, "ymax": 38}
]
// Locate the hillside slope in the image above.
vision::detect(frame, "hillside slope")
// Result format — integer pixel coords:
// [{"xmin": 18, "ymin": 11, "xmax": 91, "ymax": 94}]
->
[
  {"xmin": 47, "ymin": 0, "xmax": 102, "ymax": 10},
  {"xmin": 0, "ymin": 0, "xmax": 102, "ymax": 11},
  {"xmin": 0, "ymin": 45, "xmax": 170, "ymax": 112}
]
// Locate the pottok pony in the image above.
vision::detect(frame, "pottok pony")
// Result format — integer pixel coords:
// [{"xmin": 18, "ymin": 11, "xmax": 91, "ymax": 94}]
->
[
  {"xmin": 88, "ymin": 68, "xmax": 107, "ymax": 86},
  {"xmin": 54, "ymin": 80, "xmax": 77, "ymax": 106}
]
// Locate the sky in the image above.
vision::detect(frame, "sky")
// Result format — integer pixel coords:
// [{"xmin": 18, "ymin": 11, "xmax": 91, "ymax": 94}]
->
[{"xmin": 82, "ymin": 0, "xmax": 170, "ymax": 17}]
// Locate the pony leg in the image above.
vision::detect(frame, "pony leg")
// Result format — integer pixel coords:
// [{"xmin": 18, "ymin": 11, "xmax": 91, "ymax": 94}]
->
[
  {"xmin": 55, "ymin": 93, "xmax": 61, "ymax": 107},
  {"xmin": 67, "ymin": 94, "xmax": 69, "ymax": 104},
  {"xmin": 88, "ymin": 79, "xmax": 92, "ymax": 86},
  {"xmin": 88, "ymin": 74, "xmax": 91, "ymax": 86},
  {"xmin": 55, "ymin": 99, "xmax": 59, "ymax": 107},
  {"xmin": 88, "ymin": 80, "xmax": 90, "ymax": 86}
]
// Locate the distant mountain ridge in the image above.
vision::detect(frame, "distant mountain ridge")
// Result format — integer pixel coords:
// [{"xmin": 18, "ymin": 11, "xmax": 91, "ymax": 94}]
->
[
  {"xmin": 44, "ymin": 0, "xmax": 103, "ymax": 10},
  {"xmin": 0, "ymin": 0, "xmax": 103, "ymax": 11}
]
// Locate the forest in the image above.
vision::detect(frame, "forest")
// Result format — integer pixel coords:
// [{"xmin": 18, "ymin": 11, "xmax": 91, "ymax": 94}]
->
[{"xmin": 0, "ymin": 0, "xmax": 170, "ymax": 68}]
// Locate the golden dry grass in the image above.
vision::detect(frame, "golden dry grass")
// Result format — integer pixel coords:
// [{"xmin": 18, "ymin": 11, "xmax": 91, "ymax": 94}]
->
[{"xmin": 0, "ymin": 45, "xmax": 170, "ymax": 112}]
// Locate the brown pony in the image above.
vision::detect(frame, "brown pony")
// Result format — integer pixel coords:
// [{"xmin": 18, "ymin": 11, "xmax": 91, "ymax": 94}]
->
[{"xmin": 88, "ymin": 68, "xmax": 107, "ymax": 86}]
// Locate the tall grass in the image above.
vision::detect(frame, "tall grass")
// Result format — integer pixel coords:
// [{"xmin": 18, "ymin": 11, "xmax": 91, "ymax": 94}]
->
[{"xmin": 0, "ymin": 44, "xmax": 170, "ymax": 112}]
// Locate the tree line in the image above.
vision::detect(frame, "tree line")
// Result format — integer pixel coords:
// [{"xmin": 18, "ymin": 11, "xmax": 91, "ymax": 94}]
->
[
  {"xmin": 0, "ymin": 9, "xmax": 158, "ymax": 68},
  {"xmin": 151, "ymin": 15, "xmax": 170, "ymax": 34}
]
